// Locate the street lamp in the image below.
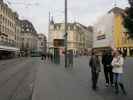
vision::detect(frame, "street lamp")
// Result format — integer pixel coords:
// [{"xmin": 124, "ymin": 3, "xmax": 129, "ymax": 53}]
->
[{"xmin": 64, "ymin": 0, "xmax": 68, "ymax": 68}]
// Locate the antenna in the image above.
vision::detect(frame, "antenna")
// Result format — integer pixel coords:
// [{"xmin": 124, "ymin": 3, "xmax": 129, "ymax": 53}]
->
[
  {"xmin": 51, "ymin": 14, "xmax": 54, "ymax": 23},
  {"xmin": 49, "ymin": 11, "xmax": 51, "ymax": 24},
  {"xmin": 48, "ymin": 11, "xmax": 50, "ymax": 36}
]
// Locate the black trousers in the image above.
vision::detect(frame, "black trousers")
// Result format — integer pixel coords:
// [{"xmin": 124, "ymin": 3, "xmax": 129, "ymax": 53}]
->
[
  {"xmin": 91, "ymin": 71, "xmax": 99, "ymax": 89},
  {"xmin": 104, "ymin": 66, "xmax": 113, "ymax": 84},
  {"xmin": 41, "ymin": 56, "xmax": 44, "ymax": 60}
]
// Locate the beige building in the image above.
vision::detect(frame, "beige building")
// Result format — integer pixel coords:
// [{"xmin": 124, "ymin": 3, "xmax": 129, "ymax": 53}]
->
[
  {"xmin": 0, "ymin": 0, "xmax": 39, "ymax": 57},
  {"xmin": 37, "ymin": 33, "xmax": 47, "ymax": 54},
  {"xmin": 48, "ymin": 19, "xmax": 93, "ymax": 54},
  {"xmin": 0, "ymin": 0, "xmax": 20, "ymax": 58},
  {"xmin": 15, "ymin": 16, "xmax": 21, "ymax": 49},
  {"xmin": 20, "ymin": 20, "xmax": 38, "ymax": 56}
]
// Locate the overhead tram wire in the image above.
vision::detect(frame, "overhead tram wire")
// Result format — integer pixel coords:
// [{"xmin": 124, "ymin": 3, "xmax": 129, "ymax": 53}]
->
[
  {"xmin": 113, "ymin": 0, "xmax": 129, "ymax": 7},
  {"xmin": 5, "ymin": 0, "xmax": 39, "ymax": 8}
]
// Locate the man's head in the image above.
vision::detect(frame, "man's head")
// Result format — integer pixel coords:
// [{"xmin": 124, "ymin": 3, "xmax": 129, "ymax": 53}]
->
[{"xmin": 91, "ymin": 48, "xmax": 95, "ymax": 55}]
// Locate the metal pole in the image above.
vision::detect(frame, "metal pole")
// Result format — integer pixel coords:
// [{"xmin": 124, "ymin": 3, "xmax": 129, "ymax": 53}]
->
[
  {"xmin": 65, "ymin": 0, "xmax": 68, "ymax": 68},
  {"xmin": 48, "ymin": 12, "xmax": 50, "ymax": 52}
]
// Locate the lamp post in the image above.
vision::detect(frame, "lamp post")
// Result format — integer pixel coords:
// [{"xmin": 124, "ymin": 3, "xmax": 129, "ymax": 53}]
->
[{"xmin": 64, "ymin": 0, "xmax": 68, "ymax": 68}]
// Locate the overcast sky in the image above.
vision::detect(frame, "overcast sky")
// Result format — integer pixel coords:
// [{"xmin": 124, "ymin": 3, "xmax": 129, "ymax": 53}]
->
[{"xmin": 5, "ymin": 0, "xmax": 129, "ymax": 36}]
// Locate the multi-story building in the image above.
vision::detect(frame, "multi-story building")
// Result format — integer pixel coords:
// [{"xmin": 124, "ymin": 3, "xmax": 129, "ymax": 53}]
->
[
  {"xmin": 20, "ymin": 20, "xmax": 38, "ymax": 56},
  {"xmin": 93, "ymin": 7, "xmax": 133, "ymax": 56},
  {"xmin": 0, "ymin": 0, "xmax": 20, "ymax": 58},
  {"xmin": 37, "ymin": 33, "xmax": 47, "ymax": 54},
  {"xmin": 48, "ymin": 19, "xmax": 93, "ymax": 54},
  {"xmin": 15, "ymin": 15, "xmax": 21, "ymax": 49}
]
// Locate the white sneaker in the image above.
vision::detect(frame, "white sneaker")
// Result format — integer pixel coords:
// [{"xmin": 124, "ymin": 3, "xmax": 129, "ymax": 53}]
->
[
  {"xmin": 111, "ymin": 84, "xmax": 115, "ymax": 87},
  {"xmin": 105, "ymin": 83, "xmax": 109, "ymax": 87}
]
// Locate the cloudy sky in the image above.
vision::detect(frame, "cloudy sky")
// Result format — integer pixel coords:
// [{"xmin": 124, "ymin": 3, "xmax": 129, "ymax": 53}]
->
[{"xmin": 5, "ymin": 0, "xmax": 129, "ymax": 36}]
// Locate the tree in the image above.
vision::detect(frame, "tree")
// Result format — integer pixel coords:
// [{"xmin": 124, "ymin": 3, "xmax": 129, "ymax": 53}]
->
[{"xmin": 124, "ymin": 0, "xmax": 133, "ymax": 38}]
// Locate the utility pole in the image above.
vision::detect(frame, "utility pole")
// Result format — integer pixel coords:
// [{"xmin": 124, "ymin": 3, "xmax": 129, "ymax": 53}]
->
[
  {"xmin": 64, "ymin": 0, "xmax": 68, "ymax": 68},
  {"xmin": 48, "ymin": 11, "xmax": 51, "ymax": 53}
]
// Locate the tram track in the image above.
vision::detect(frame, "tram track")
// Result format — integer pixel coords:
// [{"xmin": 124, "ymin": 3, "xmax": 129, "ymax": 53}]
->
[
  {"xmin": 0, "ymin": 59, "xmax": 36, "ymax": 100},
  {"xmin": 0, "ymin": 59, "xmax": 33, "ymax": 89},
  {"xmin": 8, "ymin": 66, "xmax": 32, "ymax": 100},
  {"xmin": 0, "ymin": 58, "xmax": 26, "ymax": 73},
  {"xmin": 10, "ymin": 63, "xmax": 37, "ymax": 100},
  {"xmin": 0, "ymin": 57, "xmax": 39, "ymax": 100},
  {"xmin": 0, "ymin": 58, "xmax": 24, "ymax": 66}
]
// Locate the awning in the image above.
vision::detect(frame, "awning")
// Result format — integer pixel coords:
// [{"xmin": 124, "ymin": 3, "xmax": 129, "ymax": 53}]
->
[{"xmin": 0, "ymin": 45, "xmax": 20, "ymax": 52}]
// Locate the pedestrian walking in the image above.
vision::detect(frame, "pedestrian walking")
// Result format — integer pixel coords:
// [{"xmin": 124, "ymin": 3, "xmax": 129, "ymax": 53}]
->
[
  {"xmin": 50, "ymin": 53, "xmax": 53, "ymax": 63},
  {"xmin": 102, "ymin": 50, "xmax": 114, "ymax": 87},
  {"xmin": 89, "ymin": 51, "xmax": 101, "ymax": 91},
  {"xmin": 47, "ymin": 53, "xmax": 51, "ymax": 63},
  {"xmin": 44, "ymin": 53, "xmax": 46, "ymax": 60},
  {"xmin": 43, "ymin": 53, "xmax": 46, "ymax": 62},
  {"xmin": 68, "ymin": 50, "xmax": 73, "ymax": 67},
  {"xmin": 45, "ymin": 53, "xmax": 49, "ymax": 63},
  {"xmin": 41, "ymin": 53, "xmax": 44, "ymax": 60},
  {"xmin": 111, "ymin": 50, "xmax": 127, "ymax": 95}
]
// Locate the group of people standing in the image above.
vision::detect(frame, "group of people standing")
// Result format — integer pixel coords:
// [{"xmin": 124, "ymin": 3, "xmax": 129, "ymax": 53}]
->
[
  {"xmin": 41, "ymin": 53, "xmax": 53, "ymax": 63},
  {"xmin": 89, "ymin": 49, "xmax": 127, "ymax": 95}
]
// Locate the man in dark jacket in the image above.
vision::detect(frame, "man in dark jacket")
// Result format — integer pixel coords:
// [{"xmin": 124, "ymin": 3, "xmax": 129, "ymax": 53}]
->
[
  {"xmin": 89, "ymin": 51, "xmax": 101, "ymax": 90},
  {"xmin": 102, "ymin": 50, "xmax": 113, "ymax": 87}
]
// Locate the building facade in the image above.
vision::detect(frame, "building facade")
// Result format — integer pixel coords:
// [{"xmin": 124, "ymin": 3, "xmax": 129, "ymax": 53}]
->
[
  {"xmin": 20, "ymin": 20, "xmax": 38, "ymax": 56},
  {"xmin": 37, "ymin": 33, "xmax": 47, "ymax": 54},
  {"xmin": 48, "ymin": 20, "xmax": 93, "ymax": 54},
  {"xmin": 15, "ymin": 15, "xmax": 21, "ymax": 49},
  {"xmin": 0, "ymin": 0, "xmax": 20, "ymax": 58},
  {"xmin": 93, "ymin": 7, "xmax": 133, "ymax": 56}
]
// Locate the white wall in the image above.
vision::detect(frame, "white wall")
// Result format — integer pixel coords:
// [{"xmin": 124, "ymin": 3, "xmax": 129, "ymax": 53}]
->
[{"xmin": 93, "ymin": 12, "xmax": 115, "ymax": 48}]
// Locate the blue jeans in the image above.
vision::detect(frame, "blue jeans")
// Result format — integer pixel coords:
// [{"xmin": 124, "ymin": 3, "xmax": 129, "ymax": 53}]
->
[
  {"xmin": 113, "ymin": 73, "xmax": 126, "ymax": 94},
  {"xmin": 113, "ymin": 73, "xmax": 122, "ymax": 83}
]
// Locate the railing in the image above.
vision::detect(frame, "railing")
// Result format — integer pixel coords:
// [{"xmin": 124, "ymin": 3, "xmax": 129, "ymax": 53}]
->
[{"xmin": 0, "ymin": 40, "xmax": 16, "ymax": 48}]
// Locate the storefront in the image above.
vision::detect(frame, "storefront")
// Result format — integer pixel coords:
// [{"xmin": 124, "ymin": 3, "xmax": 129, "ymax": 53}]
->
[{"xmin": 0, "ymin": 45, "xmax": 20, "ymax": 59}]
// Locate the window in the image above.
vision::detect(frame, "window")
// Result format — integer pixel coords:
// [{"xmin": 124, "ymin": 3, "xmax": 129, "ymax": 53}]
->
[
  {"xmin": 41, "ymin": 42, "xmax": 43, "ymax": 46},
  {"xmin": 0, "ymin": 25, "xmax": 1, "ymax": 32},
  {"xmin": 54, "ymin": 25, "xmax": 57, "ymax": 30},
  {"xmin": 26, "ymin": 28, "xmax": 29, "ymax": 31},
  {"xmin": 1, "ymin": 36, "xmax": 4, "ymax": 41},
  {"xmin": 70, "ymin": 25, "xmax": 73, "ymax": 30}
]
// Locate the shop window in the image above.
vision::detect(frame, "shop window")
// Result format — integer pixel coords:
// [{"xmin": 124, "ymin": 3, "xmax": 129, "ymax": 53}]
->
[
  {"xmin": 41, "ymin": 42, "xmax": 43, "ymax": 46},
  {"xmin": 58, "ymin": 25, "xmax": 61, "ymax": 30},
  {"xmin": 1, "ymin": 36, "xmax": 3, "ymax": 41},
  {"xmin": 70, "ymin": 25, "xmax": 73, "ymax": 30}
]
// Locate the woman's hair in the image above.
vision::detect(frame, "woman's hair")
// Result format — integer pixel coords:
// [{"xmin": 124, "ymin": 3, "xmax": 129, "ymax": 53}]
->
[
  {"xmin": 117, "ymin": 50, "xmax": 126, "ymax": 58},
  {"xmin": 118, "ymin": 50, "xmax": 122, "ymax": 55},
  {"xmin": 92, "ymin": 52, "xmax": 95, "ymax": 55},
  {"xmin": 91, "ymin": 48, "xmax": 95, "ymax": 55}
]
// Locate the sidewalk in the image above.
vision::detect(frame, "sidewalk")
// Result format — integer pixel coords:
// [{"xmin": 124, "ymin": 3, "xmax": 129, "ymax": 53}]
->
[{"xmin": 32, "ymin": 56, "xmax": 132, "ymax": 100}]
